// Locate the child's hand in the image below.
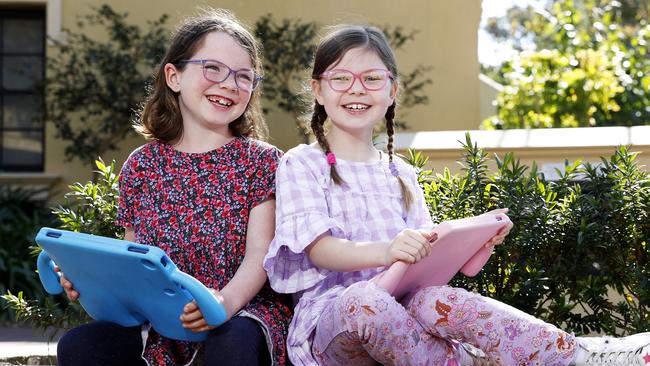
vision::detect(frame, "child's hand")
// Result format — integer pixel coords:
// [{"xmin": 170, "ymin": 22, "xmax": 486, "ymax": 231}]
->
[
  {"xmin": 54, "ymin": 266, "xmax": 79, "ymax": 301},
  {"xmin": 180, "ymin": 288, "xmax": 228, "ymax": 333},
  {"xmin": 384, "ymin": 229, "xmax": 436, "ymax": 266},
  {"xmin": 482, "ymin": 208, "xmax": 514, "ymax": 248}
]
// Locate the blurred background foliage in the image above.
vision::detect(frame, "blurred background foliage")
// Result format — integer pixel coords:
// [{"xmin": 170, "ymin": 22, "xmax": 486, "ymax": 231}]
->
[{"xmin": 482, "ymin": 0, "xmax": 649, "ymax": 129}]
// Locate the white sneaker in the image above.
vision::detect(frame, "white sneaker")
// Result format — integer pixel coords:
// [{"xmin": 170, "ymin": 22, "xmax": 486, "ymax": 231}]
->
[{"xmin": 572, "ymin": 333, "xmax": 650, "ymax": 365}]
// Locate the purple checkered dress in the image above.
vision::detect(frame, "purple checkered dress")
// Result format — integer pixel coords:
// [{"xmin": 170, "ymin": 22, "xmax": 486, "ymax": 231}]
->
[{"xmin": 263, "ymin": 144, "xmax": 433, "ymax": 365}]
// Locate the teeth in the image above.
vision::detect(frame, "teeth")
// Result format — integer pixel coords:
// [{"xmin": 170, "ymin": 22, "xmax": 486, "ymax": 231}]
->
[
  {"xmin": 344, "ymin": 103, "xmax": 369, "ymax": 110},
  {"xmin": 207, "ymin": 96, "xmax": 233, "ymax": 106}
]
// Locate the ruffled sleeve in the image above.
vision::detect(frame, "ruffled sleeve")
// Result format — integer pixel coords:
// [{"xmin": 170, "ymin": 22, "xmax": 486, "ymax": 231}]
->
[{"xmin": 263, "ymin": 151, "xmax": 343, "ymax": 294}]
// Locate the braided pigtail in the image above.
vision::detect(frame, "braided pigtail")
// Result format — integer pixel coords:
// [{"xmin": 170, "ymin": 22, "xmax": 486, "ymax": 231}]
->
[
  {"xmin": 386, "ymin": 102, "xmax": 413, "ymax": 211},
  {"xmin": 310, "ymin": 102, "xmax": 344, "ymax": 185}
]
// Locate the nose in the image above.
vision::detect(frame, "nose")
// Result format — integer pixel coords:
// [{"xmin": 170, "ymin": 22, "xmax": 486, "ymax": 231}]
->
[
  {"xmin": 219, "ymin": 71, "xmax": 239, "ymax": 91},
  {"xmin": 347, "ymin": 76, "xmax": 365, "ymax": 94}
]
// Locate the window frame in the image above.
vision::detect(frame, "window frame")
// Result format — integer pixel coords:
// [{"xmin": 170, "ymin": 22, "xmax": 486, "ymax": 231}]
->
[{"xmin": 0, "ymin": 8, "xmax": 46, "ymax": 172}]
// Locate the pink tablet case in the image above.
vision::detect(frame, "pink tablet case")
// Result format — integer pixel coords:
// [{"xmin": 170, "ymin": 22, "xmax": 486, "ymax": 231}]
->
[{"xmin": 371, "ymin": 214, "xmax": 511, "ymax": 303}]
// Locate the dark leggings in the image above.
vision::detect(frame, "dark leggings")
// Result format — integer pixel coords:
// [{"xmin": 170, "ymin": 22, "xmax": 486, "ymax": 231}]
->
[{"xmin": 57, "ymin": 317, "xmax": 271, "ymax": 366}]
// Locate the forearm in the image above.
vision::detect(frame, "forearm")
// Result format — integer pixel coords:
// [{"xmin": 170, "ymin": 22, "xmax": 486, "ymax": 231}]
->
[
  {"xmin": 307, "ymin": 235, "xmax": 388, "ymax": 272},
  {"xmin": 218, "ymin": 199, "xmax": 275, "ymax": 318},
  {"xmin": 219, "ymin": 253, "xmax": 267, "ymax": 318}
]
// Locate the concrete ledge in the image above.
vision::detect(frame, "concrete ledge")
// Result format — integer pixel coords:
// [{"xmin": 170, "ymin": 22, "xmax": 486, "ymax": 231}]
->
[
  {"xmin": 395, "ymin": 126, "xmax": 650, "ymax": 151},
  {"xmin": 0, "ymin": 355, "xmax": 56, "ymax": 365},
  {"xmin": 0, "ymin": 327, "xmax": 59, "ymax": 365},
  {"xmin": 394, "ymin": 126, "xmax": 650, "ymax": 176}
]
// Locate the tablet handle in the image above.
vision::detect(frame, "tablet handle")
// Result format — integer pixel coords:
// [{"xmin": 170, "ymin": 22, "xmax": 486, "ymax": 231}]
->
[
  {"xmin": 169, "ymin": 271, "xmax": 228, "ymax": 327},
  {"xmin": 37, "ymin": 251, "xmax": 64, "ymax": 295}
]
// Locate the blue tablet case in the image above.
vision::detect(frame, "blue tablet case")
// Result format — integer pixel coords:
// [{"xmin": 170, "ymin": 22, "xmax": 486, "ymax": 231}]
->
[{"xmin": 35, "ymin": 227, "xmax": 228, "ymax": 342}]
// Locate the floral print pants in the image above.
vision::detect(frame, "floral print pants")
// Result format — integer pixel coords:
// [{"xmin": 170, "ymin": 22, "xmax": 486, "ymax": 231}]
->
[{"xmin": 312, "ymin": 282, "xmax": 577, "ymax": 366}]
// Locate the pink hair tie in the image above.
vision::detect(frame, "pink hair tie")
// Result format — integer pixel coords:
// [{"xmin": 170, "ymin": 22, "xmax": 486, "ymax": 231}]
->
[{"xmin": 326, "ymin": 152, "xmax": 337, "ymax": 165}]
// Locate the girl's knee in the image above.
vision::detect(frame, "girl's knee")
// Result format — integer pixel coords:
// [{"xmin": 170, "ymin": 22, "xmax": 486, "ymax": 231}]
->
[
  {"xmin": 337, "ymin": 281, "xmax": 392, "ymax": 315},
  {"xmin": 56, "ymin": 330, "xmax": 76, "ymax": 361},
  {"xmin": 204, "ymin": 317, "xmax": 269, "ymax": 366},
  {"xmin": 57, "ymin": 325, "xmax": 97, "ymax": 365},
  {"xmin": 335, "ymin": 281, "xmax": 398, "ymax": 337},
  {"xmin": 407, "ymin": 286, "xmax": 477, "ymax": 319}
]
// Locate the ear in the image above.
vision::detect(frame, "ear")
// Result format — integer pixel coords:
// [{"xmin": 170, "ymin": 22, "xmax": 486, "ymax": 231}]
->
[
  {"xmin": 311, "ymin": 79, "xmax": 325, "ymax": 105},
  {"xmin": 389, "ymin": 80, "xmax": 398, "ymax": 102},
  {"xmin": 164, "ymin": 63, "xmax": 182, "ymax": 93}
]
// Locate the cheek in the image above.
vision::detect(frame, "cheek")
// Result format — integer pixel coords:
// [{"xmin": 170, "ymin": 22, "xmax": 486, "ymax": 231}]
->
[
  {"xmin": 237, "ymin": 93, "xmax": 253, "ymax": 110},
  {"xmin": 321, "ymin": 90, "xmax": 341, "ymax": 108},
  {"xmin": 181, "ymin": 76, "xmax": 212, "ymax": 96}
]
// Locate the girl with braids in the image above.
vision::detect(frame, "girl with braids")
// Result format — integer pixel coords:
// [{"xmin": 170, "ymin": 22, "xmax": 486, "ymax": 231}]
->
[
  {"xmin": 56, "ymin": 9, "xmax": 291, "ymax": 366},
  {"xmin": 264, "ymin": 24, "xmax": 650, "ymax": 366}
]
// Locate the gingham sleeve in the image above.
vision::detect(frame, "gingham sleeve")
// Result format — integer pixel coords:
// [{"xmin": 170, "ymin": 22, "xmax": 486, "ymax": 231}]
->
[{"xmin": 263, "ymin": 151, "xmax": 342, "ymax": 294}]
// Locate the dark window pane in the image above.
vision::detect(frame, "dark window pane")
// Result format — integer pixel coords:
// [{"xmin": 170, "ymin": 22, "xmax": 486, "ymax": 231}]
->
[
  {"xmin": 3, "ymin": 94, "xmax": 44, "ymax": 128},
  {"xmin": 2, "ymin": 56, "xmax": 43, "ymax": 90},
  {"xmin": 2, "ymin": 130, "xmax": 43, "ymax": 167},
  {"xmin": 3, "ymin": 18, "xmax": 44, "ymax": 54}
]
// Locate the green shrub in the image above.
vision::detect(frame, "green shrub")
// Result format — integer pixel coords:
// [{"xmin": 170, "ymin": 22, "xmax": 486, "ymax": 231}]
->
[
  {"xmin": 483, "ymin": 1, "xmax": 650, "ymax": 129},
  {"xmin": 0, "ymin": 185, "xmax": 58, "ymax": 322},
  {"xmin": 409, "ymin": 133, "xmax": 649, "ymax": 335},
  {"xmin": 1, "ymin": 159, "xmax": 120, "ymax": 333},
  {"xmin": 6, "ymin": 145, "xmax": 649, "ymax": 336}
]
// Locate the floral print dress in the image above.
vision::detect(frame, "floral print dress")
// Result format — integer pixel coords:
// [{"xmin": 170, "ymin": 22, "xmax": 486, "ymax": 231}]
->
[{"xmin": 117, "ymin": 137, "xmax": 292, "ymax": 366}]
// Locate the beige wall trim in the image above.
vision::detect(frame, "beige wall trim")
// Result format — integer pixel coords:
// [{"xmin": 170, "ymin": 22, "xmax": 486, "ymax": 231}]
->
[
  {"xmin": 395, "ymin": 126, "xmax": 650, "ymax": 151},
  {"xmin": 0, "ymin": 0, "xmax": 62, "ymax": 43}
]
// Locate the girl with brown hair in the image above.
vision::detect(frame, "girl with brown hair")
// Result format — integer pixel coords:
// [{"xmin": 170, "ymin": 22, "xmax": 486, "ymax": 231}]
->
[{"xmin": 56, "ymin": 9, "xmax": 291, "ymax": 366}]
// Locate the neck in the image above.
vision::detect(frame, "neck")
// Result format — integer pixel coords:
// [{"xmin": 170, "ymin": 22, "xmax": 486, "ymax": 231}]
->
[
  {"xmin": 173, "ymin": 122, "xmax": 235, "ymax": 153},
  {"xmin": 325, "ymin": 125, "xmax": 378, "ymax": 162}
]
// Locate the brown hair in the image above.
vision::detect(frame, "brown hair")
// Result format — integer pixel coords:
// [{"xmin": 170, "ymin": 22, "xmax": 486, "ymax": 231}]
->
[
  {"xmin": 310, "ymin": 25, "xmax": 413, "ymax": 210},
  {"xmin": 135, "ymin": 8, "xmax": 267, "ymax": 142}
]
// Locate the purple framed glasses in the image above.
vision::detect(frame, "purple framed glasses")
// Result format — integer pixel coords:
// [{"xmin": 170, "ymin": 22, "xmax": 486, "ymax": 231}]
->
[
  {"xmin": 318, "ymin": 69, "xmax": 393, "ymax": 92},
  {"xmin": 178, "ymin": 59, "xmax": 262, "ymax": 92}
]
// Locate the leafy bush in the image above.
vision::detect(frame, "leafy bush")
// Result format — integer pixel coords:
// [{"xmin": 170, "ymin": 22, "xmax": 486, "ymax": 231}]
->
[
  {"xmin": 484, "ymin": 49, "xmax": 624, "ymax": 129},
  {"xmin": 483, "ymin": 0, "xmax": 650, "ymax": 129},
  {"xmin": 0, "ymin": 185, "xmax": 58, "ymax": 322},
  {"xmin": 1, "ymin": 159, "xmax": 120, "ymax": 332},
  {"xmin": 6, "ymin": 145, "xmax": 649, "ymax": 337},
  {"xmin": 409, "ymin": 134, "xmax": 649, "ymax": 335},
  {"xmin": 51, "ymin": 159, "xmax": 124, "ymax": 239}
]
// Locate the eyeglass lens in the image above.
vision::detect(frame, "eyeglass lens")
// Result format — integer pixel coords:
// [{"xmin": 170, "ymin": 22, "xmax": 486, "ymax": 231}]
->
[
  {"xmin": 327, "ymin": 70, "xmax": 389, "ymax": 91},
  {"xmin": 202, "ymin": 60, "xmax": 257, "ymax": 91}
]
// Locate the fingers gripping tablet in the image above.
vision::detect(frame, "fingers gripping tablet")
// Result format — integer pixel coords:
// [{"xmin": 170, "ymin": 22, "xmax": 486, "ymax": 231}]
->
[
  {"xmin": 35, "ymin": 228, "xmax": 227, "ymax": 341},
  {"xmin": 371, "ymin": 214, "xmax": 512, "ymax": 303}
]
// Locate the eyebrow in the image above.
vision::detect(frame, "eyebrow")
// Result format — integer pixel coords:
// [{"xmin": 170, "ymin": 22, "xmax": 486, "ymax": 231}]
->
[{"xmin": 197, "ymin": 58, "xmax": 254, "ymax": 71}]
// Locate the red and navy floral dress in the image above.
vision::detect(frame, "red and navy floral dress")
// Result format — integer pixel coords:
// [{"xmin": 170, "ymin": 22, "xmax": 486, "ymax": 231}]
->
[{"xmin": 116, "ymin": 137, "xmax": 292, "ymax": 366}]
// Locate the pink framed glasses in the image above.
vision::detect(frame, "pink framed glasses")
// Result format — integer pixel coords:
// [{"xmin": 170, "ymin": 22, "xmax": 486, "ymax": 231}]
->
[{"xmin": 318, "ymin": 69, "xmax": 393, "ymax": 92}]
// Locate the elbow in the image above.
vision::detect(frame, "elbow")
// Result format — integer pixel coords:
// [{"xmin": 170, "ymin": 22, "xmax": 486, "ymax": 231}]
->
[{"xmin": 304, "ymin": 235, "xmax": 329, "ymax": 268}]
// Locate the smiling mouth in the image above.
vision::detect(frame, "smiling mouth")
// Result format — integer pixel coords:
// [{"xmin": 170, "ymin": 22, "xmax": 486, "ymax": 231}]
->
[
  {"xmin": 343, "ymin": 103, "xmax": 370, "ymax": 111},
  {"xmin": 207, "ymin": 95, "xmax": 234, "ymax": 107}
]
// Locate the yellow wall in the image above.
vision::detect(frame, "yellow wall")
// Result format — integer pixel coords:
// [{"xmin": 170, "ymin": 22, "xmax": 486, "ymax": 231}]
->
[{"xmin": 12, "ymin": 0, "xmax": 480, "ymax": 199}]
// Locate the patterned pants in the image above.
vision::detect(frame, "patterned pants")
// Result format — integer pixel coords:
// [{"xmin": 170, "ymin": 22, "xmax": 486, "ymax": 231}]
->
[{"xmin": 312, "ymin": 282, "xmax": 577, "ymax": 366}]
